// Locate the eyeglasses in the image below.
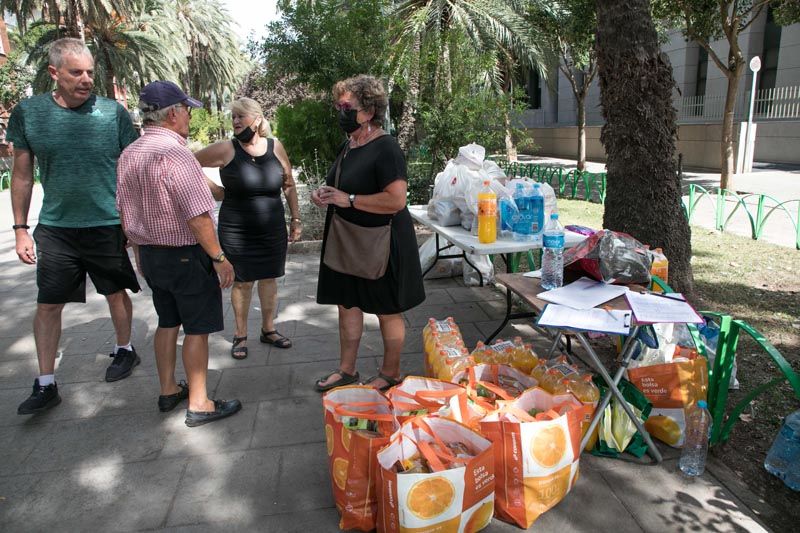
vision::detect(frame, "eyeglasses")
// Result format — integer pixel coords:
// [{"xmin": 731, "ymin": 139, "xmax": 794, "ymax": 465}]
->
[
  {"xmin": 334, "ymin": 102, "xmax": 360, "ymax": 112},
  {"xmin": 175, "ymin": 104, "xmax": 192, "ymax": 117}
]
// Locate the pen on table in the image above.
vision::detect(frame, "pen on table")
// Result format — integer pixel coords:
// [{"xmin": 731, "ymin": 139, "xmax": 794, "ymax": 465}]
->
[{"xmin": 638, "ymin": 289, "xmax": 685, "ymax": 301}]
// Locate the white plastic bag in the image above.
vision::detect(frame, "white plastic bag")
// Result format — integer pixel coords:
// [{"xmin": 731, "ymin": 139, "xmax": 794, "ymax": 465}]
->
[
  {"xmin": 463, "ymin": 253, "xmax": 494, "ymax": 286},
  {"xmin": 432, "ymin": 199, "xmax": 461, "ymax": 226},
  {"xmin": 418, "ymin": 236, "xmax": 462, "ymax": 279}
]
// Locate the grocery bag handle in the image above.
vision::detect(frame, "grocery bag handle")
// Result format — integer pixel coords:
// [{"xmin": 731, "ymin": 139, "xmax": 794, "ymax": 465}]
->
[
  {"xmin": 323, "ymin": 399, "xmax": 387, "ymax": 410},
  {"xmin": 497, "ymin": 405, "xmax": 561, "ymax": 422},
  {"xmin": 333, "ymin": 405, "xmax": 396, "ymax": 421},
  {"xmin": 391, "ymin": 388, "xmax": 464, "ymax": 409}
]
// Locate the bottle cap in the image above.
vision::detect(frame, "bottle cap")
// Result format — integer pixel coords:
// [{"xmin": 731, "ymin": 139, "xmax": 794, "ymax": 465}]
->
[
  {"xmin": 551, "ymin": 213, "xmax": 559, "ymax": 219},
  {"xmin": 697, "ymin": 400, "xmax": 708, "ymax": 408},
  {"xmin": 483, "ymin": 179, "xmax": 490, "ymax": 186}
]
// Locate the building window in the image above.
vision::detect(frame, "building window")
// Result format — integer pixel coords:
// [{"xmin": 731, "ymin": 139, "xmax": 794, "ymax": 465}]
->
[
  {"xmin": 526, "ymin": 68, "xmax": 541, "ymax": 110},
  {"xmin": 759, "ymin": 7, "xmax": 781, "ymax": 94}
]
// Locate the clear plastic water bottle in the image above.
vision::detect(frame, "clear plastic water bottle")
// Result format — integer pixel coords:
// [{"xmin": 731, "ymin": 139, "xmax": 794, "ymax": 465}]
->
[
  {"xmin": 541, "ymin": 213, "xmax": 564, "ymax": 290},
  {"xmin": 679, "ymin": 400, "xmax": 712, "ymax": 476},
  {"xmin": 530, "ymin": 183, "xmax": 544, "ymax": 246},
  {"xmin": 764, "ymin": 409, "xmax": 800, "ymax": 490},
  {"xmin": 512, "ymin": 184, "xmax": 532, "ymax": 242}
]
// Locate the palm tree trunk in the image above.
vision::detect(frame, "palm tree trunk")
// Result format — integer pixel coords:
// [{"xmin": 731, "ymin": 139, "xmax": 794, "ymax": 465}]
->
[
  {"xmin": 504, "ymin": 109, "xmax": 517, "ymax": 161},
  {"xmin": 101, "ymin": 48, "xmax": 117, "ymax": 100},
  {"xmin": 397, "ymin": 34, "xmax": 421, "ymax": 153},
  {"xmin": 596, "ymin": 0, "xmax": 693, "ymax": 294}
]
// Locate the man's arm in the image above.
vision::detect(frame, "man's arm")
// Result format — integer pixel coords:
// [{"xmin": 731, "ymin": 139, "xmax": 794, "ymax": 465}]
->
[
  {"xmin": 186, "ymin": 212, "xmax": 234, "ymax": 289},
  {"xmin": 11, "ymin": 148, "xmax": 37, "ymax": 264}
]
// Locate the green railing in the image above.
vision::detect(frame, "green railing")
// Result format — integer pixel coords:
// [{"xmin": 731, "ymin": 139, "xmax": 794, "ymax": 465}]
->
[
  {"xmin": 495, "ymin": 161, "xmax": 607, "ymax": 204},
  {"xmin": 684, "ymin": 184, "xmax": 800, "ymax": 250}
]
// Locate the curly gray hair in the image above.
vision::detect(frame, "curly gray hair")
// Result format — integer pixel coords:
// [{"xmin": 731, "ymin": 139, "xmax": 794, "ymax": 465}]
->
[{"xmin": 332, "ymin": 75, "xmax": 388, "ymax": 126}]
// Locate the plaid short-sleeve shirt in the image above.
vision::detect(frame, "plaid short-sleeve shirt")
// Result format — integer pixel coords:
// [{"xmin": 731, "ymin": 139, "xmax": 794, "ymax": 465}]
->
[{"xmin": 116, "ymin": 126, "xmax": 216, "ymax": 246}]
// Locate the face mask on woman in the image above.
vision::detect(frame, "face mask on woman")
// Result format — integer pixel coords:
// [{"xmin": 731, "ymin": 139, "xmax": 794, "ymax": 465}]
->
[
  {"xmin": 338, "ymin": 108, "xmax": 361, "ymax": 134},
  {"xmin": 234, "ymin": 120, "xmax": 258, "ymax": 143}
]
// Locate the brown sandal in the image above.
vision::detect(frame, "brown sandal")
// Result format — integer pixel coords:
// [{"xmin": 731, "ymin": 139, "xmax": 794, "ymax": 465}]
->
[
  {"xmin": 231, "ymin": 336, "xmax": 248, "ymax": 359},
  {"xmin": 260, "ymin": 329, "xmax": 292, "ymax": 349}
]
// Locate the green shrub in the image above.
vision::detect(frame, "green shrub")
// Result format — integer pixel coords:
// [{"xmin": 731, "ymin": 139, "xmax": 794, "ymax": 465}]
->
[
  {"xmin": 274, "ymin": 98, "xmax": 344, "ymax": 179},
  {"xmin": 189, "ymin": 109, "xmax": 226, "ymax": 146}
]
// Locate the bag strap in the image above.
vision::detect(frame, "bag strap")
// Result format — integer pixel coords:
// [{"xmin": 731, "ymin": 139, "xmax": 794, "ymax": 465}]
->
[
  {"xmin": 333, "ymin": 405, "xmax": 396, "ymax": 421},
  {"xmin": 332, "ymin": 135, "xmax": 395, "ymax": 222}
]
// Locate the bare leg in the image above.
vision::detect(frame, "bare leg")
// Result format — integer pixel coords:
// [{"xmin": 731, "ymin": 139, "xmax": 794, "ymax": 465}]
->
[
  {"xmin": 230, "ymin": 281, "xmax": 254, "ymax": 347},
  {"xmin": 33, "ymin": 303, "xmax": 65, "ymax": 375},
  {"xmin": 257, "ymin": 278, "xmax": 278, "ymax": 334},
  {"xmin": 181, "ymin": 333, "xmax": 214, "ymax": 412},
  {"xmin": 371, "ymin": 313, "xmax": 404, "ymax": 389},
  {"xmin": 105, "ymin": 290, "xmax": 133, "ymax": 345},
  {"xmin": 316, "ymin": 305, "xmax": 362, "ymax": 388},
  {"xmin": 154, "ymin": 326, "xmax": 182, "ymax": 396}
]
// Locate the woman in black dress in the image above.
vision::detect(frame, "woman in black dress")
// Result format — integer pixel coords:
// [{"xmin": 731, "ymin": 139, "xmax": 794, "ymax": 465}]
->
[
  {"xmin": 312, "ymin": 75, "xmax": 425, "ymax": 392},
  {"xmin": 195, "ymin": 98, "xmax": 301, "ymax": 359}
]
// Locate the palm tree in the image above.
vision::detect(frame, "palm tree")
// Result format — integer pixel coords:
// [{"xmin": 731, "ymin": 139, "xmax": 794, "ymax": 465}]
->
[
  {"xmin": 389, "ymin": 0, "xmax": 546, "ymax": 157},
  {"xmin": 595, "ymin": 0, "xmax": 693, "ymax": 293}
]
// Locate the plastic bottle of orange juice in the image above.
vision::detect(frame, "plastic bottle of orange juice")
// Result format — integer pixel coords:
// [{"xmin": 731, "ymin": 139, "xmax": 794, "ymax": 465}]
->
[
  {"xmin": 650, "ymin": 247, "xmax": 669, "ymax": 286},
  {"xmin": 531, "ymin": 360, "xmax": 548, "ymax": 383},
  {"xmin": 477, "ymin": 180, "xmax": 497, "ymax": 243},
  {"xmin": 567, "ymin": 374, "xmax": 600, "ymax": 403}
]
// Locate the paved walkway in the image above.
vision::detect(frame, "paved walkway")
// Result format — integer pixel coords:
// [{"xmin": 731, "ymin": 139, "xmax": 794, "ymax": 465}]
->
[
  {"xmin": 520, "ymin": 156, "xmax": 800, "ymax": 249},
  {"xmin": 0, "ymin": 189, "xmax": 774, "ymax": 531}
]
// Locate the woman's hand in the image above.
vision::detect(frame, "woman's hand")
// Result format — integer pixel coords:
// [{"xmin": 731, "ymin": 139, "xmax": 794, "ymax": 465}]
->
[
  {"xmin": 289, "ymin": 219, "xmax": 302, "ymax": 242},
  {"xmin": 310, "ymin": 187, "xmax": 325, "ymax": 207},
  {"xmin": 318, "ymin": 186, "xmax": 350, "ymax": 208}
]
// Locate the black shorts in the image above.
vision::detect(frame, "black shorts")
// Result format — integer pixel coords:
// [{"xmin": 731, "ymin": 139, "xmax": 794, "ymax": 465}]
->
[
  {"xmin": 138, "ymin": 245, "xmax": 224, "ymax": 335},
  {"xmin": 34, "ymin": 224, "xmax": 141, "ymax": 304}
]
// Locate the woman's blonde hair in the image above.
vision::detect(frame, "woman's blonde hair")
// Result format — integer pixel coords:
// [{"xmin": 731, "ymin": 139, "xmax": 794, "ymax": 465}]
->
[
  {"xmin": 230, "ymin": 97, "xmax": 272, "ymax": 138},
  {"xmin": 332, "ymin": 75, "xmax": 388, "ymax": 126}
]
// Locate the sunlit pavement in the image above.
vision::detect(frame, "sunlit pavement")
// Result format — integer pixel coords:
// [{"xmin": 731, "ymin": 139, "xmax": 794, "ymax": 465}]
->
[{"xmin": 0, "ymin": 188, "xmax": 772, "ymax": 531}]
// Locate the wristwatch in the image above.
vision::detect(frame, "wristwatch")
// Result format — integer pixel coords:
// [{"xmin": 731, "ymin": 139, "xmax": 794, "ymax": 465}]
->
[
  {"xmin": 212, "ymin": 251, "xmax": 226, "ymax": 263},
  {"xmin": 348, "ymin": 194, "xmax": 356, "ymax": 208}
]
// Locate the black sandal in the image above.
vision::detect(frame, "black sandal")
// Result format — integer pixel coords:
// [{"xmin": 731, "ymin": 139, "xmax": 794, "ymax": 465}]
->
[
  {"xmin": 231, "ymin": 336, "xmax": 248, "ymax": 360},
  {"xmin": 260, "ymin": 329, "xmax": 292, "ymax": 349},
  {"xmin": 314, "ymin": 370, "xmax": 360, "ymax": 393},
  {"xmin": 363, "ymin": 372, "xmax": 402, "ymax": 392}
]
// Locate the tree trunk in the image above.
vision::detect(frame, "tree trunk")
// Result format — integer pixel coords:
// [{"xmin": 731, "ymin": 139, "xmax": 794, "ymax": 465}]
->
[
  {"xmin": 576, "ymin": 92, "xmax": 586, "ymax": 171},
  {"xmin": 596, "ymin": 0, "xmax": 693, "ymax": 294},
  {"xmin": 397, "ymin": 34, "xmax": 421, "ymax": 153},
  {"xmin": 504, "ymin": 110, "xmax": 517, "ymax": 161},
  {"xmin": 719, "ymin": 62, "xmax": 743, "ymax": 190},
  {"xmin": 102, "ymin": 49, "xmax": 117, "ymax": 100}
]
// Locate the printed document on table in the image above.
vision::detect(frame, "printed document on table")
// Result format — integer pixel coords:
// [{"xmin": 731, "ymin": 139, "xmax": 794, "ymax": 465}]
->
[
  {"xmin": 537, "ymin": 277, "xmax": 629, "ymax": 309},
  {"xmin": 624, "ymin": 291, "xmax": 704, "ymax": 324},
  {"xmin": 536, "ymin": 303, "xmax": 632, "ymax": 335}
]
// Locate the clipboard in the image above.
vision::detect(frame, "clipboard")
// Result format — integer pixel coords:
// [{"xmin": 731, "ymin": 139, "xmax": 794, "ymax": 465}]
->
[
  {"xmin": 624, "ymin": 290, "xmax": 704, "ymax": 324},
  {"xmin": 535, "ymin": 303, "xmax": 632, "ymax": 335}
]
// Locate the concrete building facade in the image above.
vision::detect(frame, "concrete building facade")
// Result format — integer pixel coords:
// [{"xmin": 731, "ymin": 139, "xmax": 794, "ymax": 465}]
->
[{"xmin": 520, "ymin": 10, "xmax": 800, "ymax": 169}]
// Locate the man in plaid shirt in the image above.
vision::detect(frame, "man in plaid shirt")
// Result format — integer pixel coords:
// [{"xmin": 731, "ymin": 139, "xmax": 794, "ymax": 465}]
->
[{"xmin": 117, "ymin": 80, "xmax": 241, "ymax": 427}]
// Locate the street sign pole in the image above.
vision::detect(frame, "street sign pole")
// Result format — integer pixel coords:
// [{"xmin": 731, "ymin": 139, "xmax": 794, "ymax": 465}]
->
[{"xmin": 744, "ymin": 56, "xmax": 761, "ymax": 173}]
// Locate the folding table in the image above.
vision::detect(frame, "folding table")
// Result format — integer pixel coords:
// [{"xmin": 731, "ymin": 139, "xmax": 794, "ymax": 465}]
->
[
  {"xmin": 408, "ymin": 205, "xmax": 585, "ymax": 286},
  {"xmin": 493, "ymin": 273, "xmax": 664, "ymax": 463}
]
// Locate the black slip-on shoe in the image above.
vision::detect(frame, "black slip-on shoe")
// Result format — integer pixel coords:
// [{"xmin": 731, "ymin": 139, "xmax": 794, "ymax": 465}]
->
[
  {"xmin": 105, "ymin": 347, "xmax": 141, "ymax": 382},
  {"xmin": 185, "ymin": 399, "xmax": 242, "ymax": 427},
  {"xmin": 18, "ymin": 379, "xmax": 62, "ymax": 415},
  {"xmin": 158, "ymin": 381, "xmax": 189, "ymax": 412}
]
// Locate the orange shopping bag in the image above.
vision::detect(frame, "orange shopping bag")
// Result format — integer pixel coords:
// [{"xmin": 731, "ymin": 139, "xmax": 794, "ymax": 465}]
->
[
  {"xmin": 627, "ymin": 357, "xmax": 708, "ymax": 447},
  {"xmin": 452, "ymin": 364, "xmax": 538, "ymax": 409},
  {"xmin": 386, "ymin": 376, "xmax": 471, "ymax": 424},
  {"xmin": 323, "ymin": 386, "xmax": 399, "ymax": 531},
  {"xmin": 480, "ymin": 388, "xmax": 586, "ymax": 528},
  {"xmin": 376, "ymin": 416, "xmax": 495, "ymax": 533}
]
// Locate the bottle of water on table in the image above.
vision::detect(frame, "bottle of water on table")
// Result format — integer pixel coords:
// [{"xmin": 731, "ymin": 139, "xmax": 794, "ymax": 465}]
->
[
  {"xmin": 541, "ymin": 213, "xmax": 564, "ymax": 290},
  {"xmin": 764, "ymin": 409, "xmax": 800, "ymax": 490},
  {"xmin": 679, "ymin": 400, "xmax": 711, "ymax": 476}
]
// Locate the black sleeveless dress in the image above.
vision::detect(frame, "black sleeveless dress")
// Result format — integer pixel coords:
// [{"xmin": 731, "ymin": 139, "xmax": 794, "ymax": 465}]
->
[
  {"xmin": 218, "ymin": 138, "xmax": 287, "ymax": 282},
  {"xmin": 316, "ymin": 135, "xmax": 425, "ymax": 314}
]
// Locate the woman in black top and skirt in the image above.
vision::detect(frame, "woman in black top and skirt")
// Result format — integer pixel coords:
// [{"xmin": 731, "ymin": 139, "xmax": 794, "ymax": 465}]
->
[
  {"xmin": 312, "ymin": 75, "xmax": 425, "ymax": 392},
  {"xmin": 195, "ymin": 98, "xmax": 301, "ymax": 359}
]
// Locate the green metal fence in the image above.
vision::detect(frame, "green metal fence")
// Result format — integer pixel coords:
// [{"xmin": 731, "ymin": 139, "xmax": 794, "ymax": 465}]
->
[
  {"xmin": 685, "ymin": 184, "xmax": 800, "ymax": 250},
  {"xmin": 0, "ymin": 168, "xmax": 41, "ymax": 191},
  {"xmin": 496, "ymin": 161, "xmax": 607, "ymax": 204}
]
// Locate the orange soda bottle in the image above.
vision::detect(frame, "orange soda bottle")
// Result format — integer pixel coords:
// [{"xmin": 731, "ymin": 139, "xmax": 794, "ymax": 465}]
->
[
  {"xmin": 650, "ymin": 247, "xmax": 669, "ymax": 291},
  {"xmin": 567, "ymin": 374, "xmax": 600, "ymax": 403},
  {"xmin": 477, "ymin": 180, "xmax": 497, "ymax": 243},
  {"xmin": 540, "ymin": 369, "xmax": 569, "ymax": 394},
  {"xmin": 531, "ymin": 360, "xmax": 548, "ymax": 383}
]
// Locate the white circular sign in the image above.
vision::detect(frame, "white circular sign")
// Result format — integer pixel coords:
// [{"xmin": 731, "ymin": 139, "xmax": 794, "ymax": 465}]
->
[{"xmin": 750, "ymin": 56, "xmax": 762, "ymax": 72}]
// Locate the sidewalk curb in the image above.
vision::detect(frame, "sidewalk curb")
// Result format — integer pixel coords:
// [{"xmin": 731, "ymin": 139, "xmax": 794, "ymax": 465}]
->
[{"xmin": 705, "ymin": 453, "xmax": 777, "ymax": 531}]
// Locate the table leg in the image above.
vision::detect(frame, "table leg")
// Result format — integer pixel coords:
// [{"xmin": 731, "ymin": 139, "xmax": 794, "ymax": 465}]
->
[
  {"xmin": 462, "ymin": 252, "xmax": 484, "ymax": 287},
  {"xmin": 485, "ymin": 284, "xmax": 537, "ymax": 343},
  {"xmin": 422, "ymin": 233, "xmax": 442, "ymax": 279},
  {"xmin": 575, "ymin": 329, "xmax": 663, "ymax": 463}
]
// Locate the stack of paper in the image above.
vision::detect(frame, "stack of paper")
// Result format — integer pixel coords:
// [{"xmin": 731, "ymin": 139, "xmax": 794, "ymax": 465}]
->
[
  {"xmin": 538, "ymin": 277, "xmax": 630, "ymax": 310},
  {"xmin": 536, "ymin": 304, "xmax": 632, "ymax": 335},
  {"xmin": 624, "ymin": 291, "xmax": 704, "ymax": 324}
]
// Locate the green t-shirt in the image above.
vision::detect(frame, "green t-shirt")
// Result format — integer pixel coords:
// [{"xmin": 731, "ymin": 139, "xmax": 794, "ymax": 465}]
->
[{"xmin": 6, "ymin": 93, "xmax": 139, "ymax": 227}]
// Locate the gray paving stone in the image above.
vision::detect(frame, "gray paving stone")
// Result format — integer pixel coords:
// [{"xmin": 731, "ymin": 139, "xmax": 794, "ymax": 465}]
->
[
  {"xmin": 0, "ymin": 329, "xmax": 115, "ymax": 361},
  {"xmin": 418, "ymin": 288, "xmax": 456, "ymax": 305},
  {"xmin": 273, "ymin": 442, "xmax": 335, "ymax": 513},
  {"xmin": 251, "ymin": 396, "xmax": 324, "ymax": 448},
  {"xmin": 0, "ymin": 424, "xmax": 42, "ymax": 476},
  {"xmin": 166, "ymin": 508, "xmax": 341, "ymax": 532},
  {"xmin": 167, "ymin": 449, "xmax": 282, "ymax": 526},
  {"xmin": 279, "ymin": 299, "xmax": 339, "ymax": 319},
  {"xmin": 0, "ymin": 380, "xmax": 107, "ymax": 427},
  {"xmin": 287, "ymin": 360, "xmax": 374, "ymax": 398},
  {"xmin": 0, "ymin": 458, "xmax": 186, "ymax": 531},
  {"xmin": 207, "ymin": 334, "xmax": 271, "ymax": 371},
  {"xmin": 214, "ymin": 364, "xmax": 292, "ymax": 403},
  {"xmin": 159, "ymin": 400, "xmax": 257, "ymax": 459},
  {"xmin": 446, "ymin": 285, "xmax": 505, "ymax": 303},
  {"xmin": 8, "ymin": 411, "xmax": 168, "ymax": 475},
  {"xmin": 598, "ymin": 458, "xmax": 767, "ymax": 532},
  {"xmin": 403, "ymin": 301, "xmax": 492, "ymax": 326},
  {"xmin": 0, "ymin": 358, "xmax": 40, "ymax": 388}
]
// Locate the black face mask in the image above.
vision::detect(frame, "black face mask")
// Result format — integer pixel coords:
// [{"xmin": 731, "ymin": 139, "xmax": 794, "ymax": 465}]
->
[
  {"xmin": 338, "ymin": 109, "xmax": 360, "ymax": 134},
  {"xmin": 233, "ymin": 124, "xmax": 256, "ymax": 143}
]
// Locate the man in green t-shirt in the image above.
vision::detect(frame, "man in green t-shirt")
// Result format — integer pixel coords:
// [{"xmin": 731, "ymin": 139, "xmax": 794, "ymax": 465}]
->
[{"xmin": 7, "ymin": 38, "xmax": 142, "ymax": 415}]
